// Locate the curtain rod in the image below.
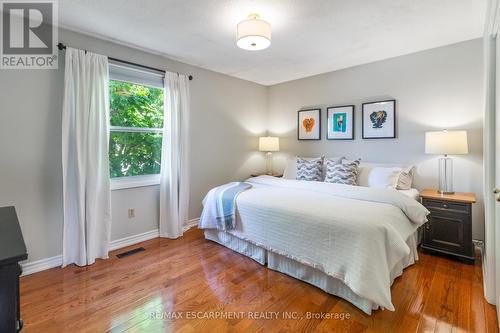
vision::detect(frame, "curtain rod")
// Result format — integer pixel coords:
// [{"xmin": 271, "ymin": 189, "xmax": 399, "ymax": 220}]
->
[{"xmin": 57, "ymin": 42, "xmax": 193, "ymax": 81}]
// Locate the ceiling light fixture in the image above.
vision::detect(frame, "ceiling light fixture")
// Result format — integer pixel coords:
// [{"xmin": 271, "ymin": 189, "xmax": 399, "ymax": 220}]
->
[{"xmin": 236, "ymin": 14, "xmax": 271, "ymax": 51}]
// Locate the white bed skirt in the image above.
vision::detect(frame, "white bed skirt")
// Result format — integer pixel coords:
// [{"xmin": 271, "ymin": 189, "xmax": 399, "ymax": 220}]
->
[{"xmin": 204, "ymin": 229, "xmax": 419, "ymax": 314}]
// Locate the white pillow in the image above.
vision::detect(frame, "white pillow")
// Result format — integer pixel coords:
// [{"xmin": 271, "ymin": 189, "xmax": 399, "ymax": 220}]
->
[
  {"xmin": 363, "ymin": 167, "xmax": 401, "ymax": 188},
  {"xmin": 282, "ymin": 157, "xmax": 301, "ymax": 179},
  {"xmin": 283, "ymin": 156, "xmax": 343, "ymax": 180},
  {"xmin": 356, "ymin": 162, "xmax": 415, "ymax": 189}
]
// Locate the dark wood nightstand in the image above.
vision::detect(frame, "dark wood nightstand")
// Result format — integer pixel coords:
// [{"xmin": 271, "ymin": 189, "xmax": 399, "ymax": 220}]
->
[{"xmin": 420, "ymin": 189, "xmax": 476, "ymax": 264}]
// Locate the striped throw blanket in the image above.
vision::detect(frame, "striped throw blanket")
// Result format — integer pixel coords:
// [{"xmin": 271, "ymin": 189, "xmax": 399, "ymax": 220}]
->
[{"xmin": 199, "ymin": 182, "xmax": 252, "ymax": 230}]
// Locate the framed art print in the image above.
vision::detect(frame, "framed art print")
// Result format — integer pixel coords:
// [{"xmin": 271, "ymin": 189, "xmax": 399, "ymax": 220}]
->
[
  {"xmin": 327, "ymin": 105, "xmax": 354, "ymax": 140},
  {"xmin": 362, "ymin": 100, "xmax": 396, "ymax": 139},
  {"xmin": 297, "ymin": 108, "xmax": 321, "ymax": 140}
]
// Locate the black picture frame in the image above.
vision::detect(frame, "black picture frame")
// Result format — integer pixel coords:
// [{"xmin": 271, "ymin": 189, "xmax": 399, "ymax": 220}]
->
[
  {"xmin": 326, "ymin": 105, "xmax": 355, "ymax": 140},
  {"xmin": 297, "ymin": 108, "xmax": 321, "ymax": 140},
  {"xmin": 362, "ymin": 99, "xmax": 396, "ymax": 139}
]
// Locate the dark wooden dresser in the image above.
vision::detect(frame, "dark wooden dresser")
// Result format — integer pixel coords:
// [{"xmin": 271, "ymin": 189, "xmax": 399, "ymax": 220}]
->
[
  {"xmin": 420, "ymin": 189, "xmax": 476, "ymax": 264},
  {"xmin": 0, "ymin": 206, "xmax": 28, "ymax": 332}
]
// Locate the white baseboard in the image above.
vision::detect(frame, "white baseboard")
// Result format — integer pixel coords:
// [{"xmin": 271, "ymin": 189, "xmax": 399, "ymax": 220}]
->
[
  {"xmin": 22, "ymin": 229, "xmax": 159, "ymax": 276},
  {"xmin": 21, "ymin": 220, "xmax": 200, "ymax": 276},
  {"xmin": 108, "ymin": 229, "xmax": 159, "ymax": 251},
  {"xmin": 21, "ymin": 255, "xmax": 63, "ymax": 276},
  {"xmin": 184, "ymin": 218, "xmax": 199, "ymax": 231}
]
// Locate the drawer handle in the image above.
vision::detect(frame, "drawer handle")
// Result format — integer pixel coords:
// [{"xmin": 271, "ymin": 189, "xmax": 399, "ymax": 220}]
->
[{"xmin": 442, "ymin": 203, "xmax": 449, "ymax": 209}]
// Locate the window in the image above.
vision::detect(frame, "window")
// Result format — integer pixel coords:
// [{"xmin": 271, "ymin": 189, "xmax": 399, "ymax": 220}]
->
[{"xmin": 109, "ymin": 62, "xmax": 165, "ymax": 189}]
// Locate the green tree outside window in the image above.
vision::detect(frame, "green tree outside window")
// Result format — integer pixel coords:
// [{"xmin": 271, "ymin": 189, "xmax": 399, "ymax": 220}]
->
[{"xmin": 109, "ymin": 80, "xmax": 164, "ymax": 178}]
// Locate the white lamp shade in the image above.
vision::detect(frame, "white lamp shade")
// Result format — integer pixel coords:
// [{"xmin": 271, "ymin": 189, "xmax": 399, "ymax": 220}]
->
[
  {"xmin": 237, "ymin": 16, "xmax": 271, "ymax": 51},
  {"xmin": 259, "ymin": 136, "xmax": 279, "ymax": 152},
  {"xmin": 425, "ymin": 130, "xmax": 468, "ymax": 155}
]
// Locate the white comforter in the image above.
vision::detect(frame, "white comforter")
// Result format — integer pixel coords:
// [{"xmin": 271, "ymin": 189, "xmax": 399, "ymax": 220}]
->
[{"xmin": 200, "ymin": 176, "xmax": 429, "ymax": 311}]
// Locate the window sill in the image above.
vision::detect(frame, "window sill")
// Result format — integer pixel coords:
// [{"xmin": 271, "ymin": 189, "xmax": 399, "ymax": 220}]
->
[{"xmin": 110, "ymin": 174, "xmax": 160, "ymax": 191}]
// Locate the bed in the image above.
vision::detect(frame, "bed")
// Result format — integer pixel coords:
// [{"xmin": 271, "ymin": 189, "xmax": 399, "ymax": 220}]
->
[{"xmin": 199, "ymin": 175, "xmax": 429, "ymax": 314}]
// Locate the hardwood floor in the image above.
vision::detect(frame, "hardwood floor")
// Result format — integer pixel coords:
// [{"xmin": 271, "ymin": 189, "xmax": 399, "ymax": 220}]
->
[{"xmin": 20, "ymin": 229, "xmax": 498, "ymax": 333}]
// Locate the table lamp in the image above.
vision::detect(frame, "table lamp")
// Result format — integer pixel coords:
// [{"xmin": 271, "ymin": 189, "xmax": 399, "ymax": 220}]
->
[
  {"xmin": 425, "ymin": 130, "xmax": 468, "ymax": 194},
  {"xmin": 259, "ymin": 136, "xmax": 280, "ymax": 175}
]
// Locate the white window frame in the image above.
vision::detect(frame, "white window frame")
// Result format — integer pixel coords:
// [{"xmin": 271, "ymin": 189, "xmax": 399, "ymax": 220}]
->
[
  {"xmin": 110, "ymin": 174, "xmax": 161, "ymax": 191},
  {"xmin": 109, "ymin": 62, "xmax": 164, "ymax": 190}
]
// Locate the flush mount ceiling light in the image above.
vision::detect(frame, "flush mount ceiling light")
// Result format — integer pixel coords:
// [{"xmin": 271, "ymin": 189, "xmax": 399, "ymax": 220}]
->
[{"xmin": 237, "ymin": 14, "xmax": 271, "ymax": 51}]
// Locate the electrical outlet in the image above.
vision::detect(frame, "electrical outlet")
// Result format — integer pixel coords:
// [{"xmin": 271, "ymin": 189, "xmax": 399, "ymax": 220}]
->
[{"xmin": 128, "ymin": 208, "xmax": 135, "ymax": 218}]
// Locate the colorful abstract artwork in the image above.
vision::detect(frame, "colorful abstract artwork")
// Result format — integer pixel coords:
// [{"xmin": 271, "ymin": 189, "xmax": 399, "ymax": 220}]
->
[
  {"xmin": 362, "ymin": 100, "xmax": 396, "ymax": 139},
  {"xmin": 333, "ymin": 113, "xmax": 347, "ymax": 132},
  {"xmin": 327, "ymin": 106, "xmax": 354, "ymax": 140},
  {"xmin": 369, "ymin": 111, "xmax": 387, "ymax": 129},
  {"xmin": 302, "ymin": 118, "xmax": 315, "ymax": 133},
  {"xmin": 298, "ymin": 109, "xmax": 321, "ymax": 140}
]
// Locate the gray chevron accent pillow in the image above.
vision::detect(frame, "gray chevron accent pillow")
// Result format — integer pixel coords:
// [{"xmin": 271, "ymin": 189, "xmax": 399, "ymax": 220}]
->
[
  {"xmin": 296, "ymin": 157, "xmax": 323, "ymax": 181},
  {"xmin": 324, "ymin": 159, "xmax": 360, "ymax": 185}
]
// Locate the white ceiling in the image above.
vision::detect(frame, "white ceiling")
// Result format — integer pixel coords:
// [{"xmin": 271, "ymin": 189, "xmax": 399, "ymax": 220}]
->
[{"xmin": 59, "ymin": 0, "xmax": 486, "ymax": 86}]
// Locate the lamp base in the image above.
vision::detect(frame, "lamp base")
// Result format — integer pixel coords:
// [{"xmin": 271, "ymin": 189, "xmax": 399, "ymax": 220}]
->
[
  {"xmin": 265, "ymin": 152, "xmax": 273, "ymax": 175},
  {"xmin": 438, "ymin": 156, "xmax": 453, "ymax": 194}
]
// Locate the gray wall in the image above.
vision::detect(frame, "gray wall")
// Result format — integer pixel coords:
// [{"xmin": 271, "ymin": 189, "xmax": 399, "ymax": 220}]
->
[
  {"xmin": 0, "ymin": 28, "xmax": 267, "ymax": 263},
  {"xmin": 267, "ymin": 39, "xmax": 484, "ymax": 239}
]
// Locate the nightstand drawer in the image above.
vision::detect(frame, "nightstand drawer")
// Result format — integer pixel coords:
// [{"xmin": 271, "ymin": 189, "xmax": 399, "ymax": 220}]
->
[{"xmin": 422, "ymin": 199, "xmax": 470, "ymax": 214}]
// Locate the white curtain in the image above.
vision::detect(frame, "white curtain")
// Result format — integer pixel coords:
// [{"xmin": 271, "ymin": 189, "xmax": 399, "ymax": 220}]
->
[
  {"xmin": 62, "ymin": 48, "xmax": 112, "ymax": 267},
  {"xmin": 159, "ymin": 72, "xmax": 190, "ymax": 238}
]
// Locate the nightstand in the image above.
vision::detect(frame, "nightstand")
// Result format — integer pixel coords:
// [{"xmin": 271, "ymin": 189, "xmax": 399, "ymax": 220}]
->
[
  {"xmin": 250, "ymin": 173, "xmax": 283, "ymax": 178},
  {"xmin": 420, "ymin": 189, "xmax": 476, "ymax": 264}
]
